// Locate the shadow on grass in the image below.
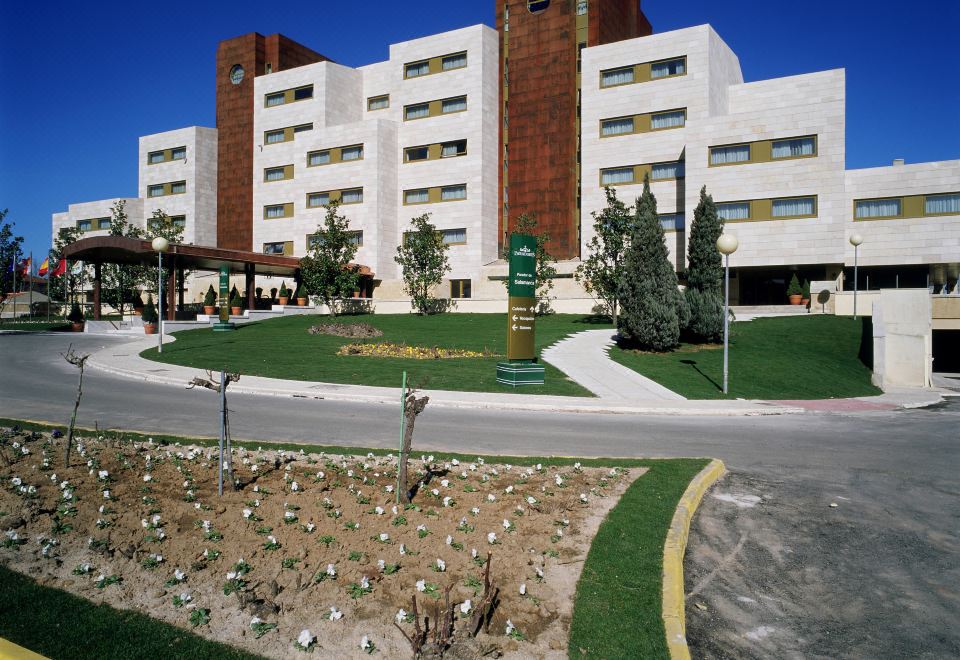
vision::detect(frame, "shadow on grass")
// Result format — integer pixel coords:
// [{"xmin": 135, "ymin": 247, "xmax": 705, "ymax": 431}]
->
[{"xmin": 679, "ymin": 358, "xmax": 722, "ymax": 392}]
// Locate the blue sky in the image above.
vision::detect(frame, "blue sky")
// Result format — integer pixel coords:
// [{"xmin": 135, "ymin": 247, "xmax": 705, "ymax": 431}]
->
[{"xmin": 1, "ymin": 0, "xmax": 958, "ymax": 260}]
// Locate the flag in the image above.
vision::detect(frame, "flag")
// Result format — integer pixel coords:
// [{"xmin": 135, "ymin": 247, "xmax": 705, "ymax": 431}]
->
[
  {"xmin": 52, "ymin": 258, "xmax": 67, "ymax": 277},
  {"xmin": 38, "ymin": 257, "xmax": 50, "ymax": 276},
  {"xmin": 20, "ymin": 257, "xmax": 31, "ymax": 275}
]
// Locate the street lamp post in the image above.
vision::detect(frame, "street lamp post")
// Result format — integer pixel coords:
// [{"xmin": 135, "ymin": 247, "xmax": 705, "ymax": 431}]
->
[
  {"xmin": 849, "ymin": 234, "xmax": 863, "ymax": 320},
  {"xmin": 716, "ymin": 233, "xmax": 739, "ymax": 395},
  {"xmin": 152, "ymin": 237, "xmax": 170, "ymax": 353}
]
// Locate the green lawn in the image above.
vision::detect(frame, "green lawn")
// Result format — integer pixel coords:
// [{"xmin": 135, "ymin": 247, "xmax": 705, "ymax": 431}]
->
[
  {"xmin": 142, "ymin": 314, "xmax": 612, "ymax": 396},
  {"xmin": 610, "ymin": 315, "xmax": 880, "ymax": 400}
]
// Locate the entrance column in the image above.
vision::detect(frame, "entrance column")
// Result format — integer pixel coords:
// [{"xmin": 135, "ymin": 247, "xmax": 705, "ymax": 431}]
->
[
  {"xmin": 177, "ymin": 265, "xmax": 185, "ymax": 312},
  {"xmin": 245, "ymin": 265, "xmax": 256, "ymax": 310},
  {"xmin": 166, "ymin": 255, "xmax": 176, "ymax": 321},
  {"xmin": 92, "ymin": 262, "xmax": 101, "ymax": 320}
]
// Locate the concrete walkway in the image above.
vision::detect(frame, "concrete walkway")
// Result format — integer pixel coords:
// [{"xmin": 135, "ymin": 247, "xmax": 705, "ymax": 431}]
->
[{"xmin": 541, "ymin": 329, "xmax": 685, "ymax": 401}]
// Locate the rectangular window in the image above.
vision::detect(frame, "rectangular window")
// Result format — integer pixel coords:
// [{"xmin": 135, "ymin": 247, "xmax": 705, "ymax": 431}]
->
[
  {"xmin": 600, "ymin": 167, "xmax": 635, "ymax": 185},
  {"xmin": 263, "ymin": 242, "xmax": 286, "ymax": 254},
  {"xmin": 924, "ymin": 193, "xmax": 960, "ymax": 215},
  {"xmin": 772, "ymin": 197, "xmax": 816, "ymax": 218},
  {"xmin": 405, "ymin": 103, "xmax": 429, "ymax": 120},
  {"xmin": 405, "ymin": 189, "xmax": 429, "ymax": 204},
  {"xmin": 341, "ymin": 145, "xmax": 363, "ymax": 161},
  {"xmin": 710, "ymin": 144, "xmax": 751, "ymax": 165},
  {"xmin": 651, "ymin": 162, "xmax": 684, "ymax": 180},
  {"xmin": 442, "ymin": 52, "xmax": 467, "ymax": 71},
  {"xmin": 441, "ymin": 140, "xmax": 467, "ymax": 157},
  {"xmin": 171, "ymin": 147, "xmax": 186, "ymax": 160},
  {"xmin": 293, "ymin": 85, "xmax": 313, "ymax": 101},
  {"xmin": 340, "ymin": 188, "xmax": 364, "ymax": 204},
  {"xmin": 367, "ymin": 94, "xmax": 389, "ymax": 111},
  {"xmin": 307, "ymin": 193, "xmax": 330, "ymax": 208},
  {"xmin": 264, "ymin": 204, "xmax": 287, "ymax": 219},
  {"xmin": 576, "ymin": 0, "xmax": 587, "ymax": 15},
  {"xmin": 170, "ymin": 215, "xmax": 186, "ymax": 228},
  {"xmin": 601, "ymin": 117, "xmax": 634, "ymax": 136},
  {"xmin": 265, "ymin": 130, "xmax": 285, "ymax": 144},
  {"xmin": 441, "ymin": 228, "xmax": 467, "ymax": 245},
  {"xmin": 147, "ymin": 184, "xmax": 164, "ymax": 197},
  {"xmin": 772, "ymin": 136, "xmax": 816, "ymax": 159},
  {"xmin": 716, "ymin": 202, "xmax": 751, "ymax": 221},
  {"xmin": 405, "ymin": 146, "xmax": 429, "ymax": 162},
  {"xmin": 451, "ymin": 278, "xmax": 472, "ymax": 298},
  {"xmin": 658, "ymin": 213, "xmax": 685, "ymax": 231},
  {"xmin": 170, "ymin": 181, "xmax": 186, "ymax": 194},
  {"xmin": 651, "ymin": 57, "xmax": 686, "ymax": 79},
  {"xmin": 601, "ymin": 66, "xmax": 634, "ymax": 87},
  {"xmin": 308, "ymin": 150, "xmax": 330, "ymax": 166},
  {"xmin": 855, "ymin": 198, "xmax": 901, "ymax": 219},
  {"xmin": 650, "ymin": 109, "xmax": 686, "ymax": 129},
  {"xmin": 442, "ymin": 96, "xmax": 467, "ymax": 113},
  {"xmin": 148, "ymin": 151, "xmax": 165, "ymax": 164},
  {"xmin": 405, "ymin": 61, "xmax": 430, "ymax": 78},
  {"xmin": 97, "ymin": 218, "xmax": 111, "ymax": 229},
  {"xmin": 265, "ymin": 167, "xmax": 286, "ymax": 182},
  {"xmin": 77, "ymin": 220, "xmax": 93, "ymax": 231},
  {"xmin": 441, "ymin": 184, "xmax": 467, "ymax": 201},
  {"xmin": 265, "ymin": 93, "xmax": 284, "ymax": 107},
  {"xmin": 293, "ymin": 123, "xmax": 313, "ymax": 134}
]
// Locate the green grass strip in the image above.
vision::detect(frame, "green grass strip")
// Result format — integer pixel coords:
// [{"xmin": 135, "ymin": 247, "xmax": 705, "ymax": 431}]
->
[
  {"xmin": 0, "ymin": 564, "xmax": 260, "ymax": 660},
  {"xmin": 569, "ymin": 458, "xmax": 708, "ymax": 659}
]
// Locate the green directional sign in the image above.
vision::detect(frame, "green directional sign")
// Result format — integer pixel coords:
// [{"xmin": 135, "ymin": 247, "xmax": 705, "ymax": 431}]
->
[
  {"xmin": 213, "ymin": 264, "xmax": 236, "ymax": 332},
  {"xmin": 498, "ymin": 233, "xmax": 544, "ymax": 386}
]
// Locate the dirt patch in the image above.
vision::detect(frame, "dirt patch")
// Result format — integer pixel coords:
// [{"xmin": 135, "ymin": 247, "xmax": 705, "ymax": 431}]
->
[
  {"xmin": 0, "ymin": 430, "xmax": 642, "ymax": 658},
  {"xmin": 308, "ymin": 322, "xmax": 383, "ymax": 339}
]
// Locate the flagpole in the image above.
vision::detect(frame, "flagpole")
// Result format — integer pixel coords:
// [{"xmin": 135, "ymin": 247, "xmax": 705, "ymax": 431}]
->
[
  {"xmin": 12, "ymin": 254, "xmax": 17, "ymax": 323},
  {"xmin": 65, "ymin": 260, "xmax": 69, "ymax": 319},
  {"xmin": 46, "ymin": 263, "xmax": 50, "ymax": 322},
  {"xmin": 29, "ymin": 252, "xmax": 33, "ymax": 322}
]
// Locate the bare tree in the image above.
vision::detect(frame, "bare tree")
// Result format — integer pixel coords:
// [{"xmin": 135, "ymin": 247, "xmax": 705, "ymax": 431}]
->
[
  {"xmin": 397, "ymin": 386, "xmax": 430, "ymax": 504},
  {"xmin": 187, "ymin": 370, "xmax": 241, "ymax": 494},
  {"xmin": 61, "ymin": 344, "xmax": 90, "ymax": 467}
]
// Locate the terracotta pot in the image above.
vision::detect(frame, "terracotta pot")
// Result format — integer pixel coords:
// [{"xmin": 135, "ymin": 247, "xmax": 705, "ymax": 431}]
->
[
  {"xmin": 203, "ymin": 305, "xmax": 216, "ymax": 315},
  {"xmin": 788, "ymin": 294, "xmax": 803, "ymax": 305},
  {"xmin": 297, "ymin": 297, "xmax": 307, "ymax": 306},
  {"xmin": 278, "ymin": 296, "xmax": 289, "ymax": 306},
  {"xmin": 801, "ymin": 298, "xmax": 810, "ymax": 306},
  {"xmin": 143, "ymin": 323, "xmax": 157, "ymax": 335},
  {"xmin": 230, "ymin": 306, "xmax": 241, "ymax": 316},
  {"xmin": 71, "ymin": 322, "xmax": 85, "ymax": 333}
]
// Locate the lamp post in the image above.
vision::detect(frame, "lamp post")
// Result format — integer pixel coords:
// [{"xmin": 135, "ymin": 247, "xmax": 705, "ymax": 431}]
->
[
  {"xmin": 152, "ymin": 237, "xmax": 170, "ymax": 353},
  {"xmin": 849, "ymin": 233, "xmax": 863, "ymax": 320},
  {"xmin": 716, "ymin": 233, "xmax": 739, "ymax": 395}
]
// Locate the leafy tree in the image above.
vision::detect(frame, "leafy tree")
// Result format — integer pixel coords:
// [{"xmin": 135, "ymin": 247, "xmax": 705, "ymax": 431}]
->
[
  {"xmin": 684, "ymin": 187, "xmax": 725, "ymax": 342},
  {"xmin": 501, "ymin": 213, "xmax": 557, "ymax": 315},
  {"xmin": 145, "ymin": 209, "xmax": 187, "ymax": 301},
  {"xmin": 395, "ymin": 213, "xmax": 450, "ymax": 315},
  {"xmin": 101, "ymin": 200, "xmax": 146, "ymax": 317},
  {"xmin": 617, "ymin": 175, "xmax": 687, "ymax": 351},
  {"xmin": 299, "ymin": 201, "xmax": 361, "ymax": 316},
  {"xmin": 51, "ymin": 226, "xmax": 83, "ymax": 306},
  {"xmin": 575, "ymin": 187, "xmax": 633, "ymax": 326},
  {"xmin": 0, "ymin": 209, "xmax": 25, "ymax": 298}
]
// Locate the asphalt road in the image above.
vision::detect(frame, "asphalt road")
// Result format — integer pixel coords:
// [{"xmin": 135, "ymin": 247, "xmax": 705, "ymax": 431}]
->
[{"xmin": 1, "ymin": 332, "xmax": 958, "ymax": 657}]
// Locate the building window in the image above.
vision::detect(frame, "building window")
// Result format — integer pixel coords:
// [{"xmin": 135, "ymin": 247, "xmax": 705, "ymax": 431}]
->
[
  {"xmin": 441, "ymin": 184, "xmax": 467, "ymax": 201},
  {"xmin": 601, "ymin": 117, "xmax": 634, "ymax": 136},
  {"xmin": 307, "ymin": 193, "xmax": 330, "ymax": 208},
  {"xmin": 405, "ymin": 146, "xmax": 430, "ymax": 162},
  {"xmin": 77, "ymin": 219, "xmax": 93, "ymax": 232},
  {"xmin": 451, "ymin": 278, "xmax": 472, "ymax": 298},
  {"xmin": 710, "ymin": 144, "xmax": 751, "ymax": 165},
  {"xmin": 658, "ymin": 213, "xmax": 685, "ymax": 231},
  {"xmin": 925, "ymin": 193, "xmax": 960, "ymax": 215},
  {"xmin": 442, "ymin": 96, "xmax": 467, "ymax": 113},
  {"xmin": 263, "ymin": 242, "xmax": 288, "ymax": 255},
  {"xmin": 855, "ymin": 198, "xmax": 901, "ymax": 219},
  {"xmin": 294, "ymin": 86, "xmax": 313, "ymax": 101},
  {"xmin": 309, "ymin": 231, "xmax": 363, "ymax": 249},
  {"xmin": 651, "ymin": 161, "xmax": 684, "ymax": 180},
  {"xmin": 308, "ymin": 150, "xmax": 330, "ymax": 166},
  {"xmin": 293, "ymin": 123, "xmax": 313, "ymax": 134},
  {"xmin": 265, "ymin": 166, "xmax": 287, "ymax": 182},
  {"xmin": 772, "ymin": 196, "xmax": 816, "ymax": 218},
  {"xmin": 147, "ymin": 184, "xmax": 164, "ymax": 197},
  {"xmin": 576, "ymin": 0, "xmax": 587, "ymax": 15},
  {"xmin": 601, "ymin": 66, "xmax": 634, "ymax": 87},
  {"xmin": 405, "ymin": 61, "xmax": 430, "ymax": 78},
  {"xmin": 772, "ymin": 136, "xmax": 816, "ymax": 159},
  {"xmin": 341, "ymin": 145, "xmax": 363, "ymax": 161},
  {"xmin": 170, "ymin": 181, "xmax": 186, "ymax": 194},
  {"xmin": 265, "ymin": 93, "xmax": 284, "ymax": 107},
  {"xmin": 170, "ymin": 215, "xmax": 186, "ymax": 228},
  {"xmin": 651, "ymin": 109, "xmax": 686, "ymax": 129},
  {"xmin": 97, "ymin": 217, "xmax": 111, "ymax": 229},
  {"xmin": 171, "ymin": 147, "xmax": 186, "ymax": 160},
  {"xmin": 441, "ymin": 140, "xmax": 467, "ymax": 157},
  {"xmin": 442, "ymin": 52, "xmax": 467, "ymax": 71},
  {"xmin": 368, "ymin": 94, "xmax": 389, "ymax": 111},
  {"xmin": 441, "ymin": 228, "xmax": 467, "ymax": 245},
  {"xmin": 651, "ymin": 57, "xmax": 686, "ymax": 79},
  {"xmin": 148, "ymin": 151, "xmax": 165, "ymax": 164},
  {"xmin": 340, "ymin": 188, "xmax": 364, "ymax": 204},
  {"xmin": 405, "ymin": 189, "xmax": 430, "ymax": 204},
  {"xmin": 265, "ymin": 130, "xmax": 285, "ymax": 144},
  {"xmin": 600, "ymin": 167, "xmax": 635, "ymax": 185},
  {"xmin": 264, "ymin": 204, "xmax": 289, "ymax": 219},
  {"xmin": 717, "ymin": 202, "xmax": 751, "ymax": 221},
  {"xmin": 405, "ymin": 103, "xmax": 430, "ymax": 120}
]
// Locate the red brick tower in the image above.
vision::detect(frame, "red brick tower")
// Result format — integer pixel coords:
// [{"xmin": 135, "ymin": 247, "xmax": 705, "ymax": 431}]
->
[
  {"xmin": 496, "ymin": 0, "xmax": 652, "ymax": 259},
  {"xmin": 215, "ymin": 34, "xmax": 328, "ymax": 250}
]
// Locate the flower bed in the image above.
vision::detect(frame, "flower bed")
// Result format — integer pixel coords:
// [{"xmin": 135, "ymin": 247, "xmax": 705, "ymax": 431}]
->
[
  {"xmin": 307, "ymin": 323, "xmax": 383, "ymax": 339},
  {"xmin": 0, "ymin": 427, "xmax": 641, "ymax": 658},
  {"xmin": 336, "ymin": 342, "xmax": 496, "ymax": 360}
]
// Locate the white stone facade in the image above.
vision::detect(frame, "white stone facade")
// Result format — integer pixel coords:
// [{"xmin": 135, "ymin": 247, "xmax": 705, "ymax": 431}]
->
[{"xmin": 52, "ymin": 198, "xmax": 145, "ymax": 240}]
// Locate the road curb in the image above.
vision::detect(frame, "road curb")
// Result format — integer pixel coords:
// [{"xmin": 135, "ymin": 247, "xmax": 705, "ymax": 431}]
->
[{"xmin": 662, "ymin": 458, "xmax": 726, "ymax": 660}]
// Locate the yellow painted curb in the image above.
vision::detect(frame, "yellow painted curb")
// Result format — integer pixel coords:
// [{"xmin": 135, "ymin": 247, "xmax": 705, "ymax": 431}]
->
[
  {"xmin": 0, "ymin": 637, "xmax": 48, "ymax": 660},
  {"xmin": 662, "ymin": 458, "xmax": 726, "ymax": 660}
]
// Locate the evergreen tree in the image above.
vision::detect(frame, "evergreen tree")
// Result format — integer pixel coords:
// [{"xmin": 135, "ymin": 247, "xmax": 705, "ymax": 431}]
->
[
  {"xmin": 395, "ymin": 213, "xmax": 451, "ymax": 315},
  {"xmin": 617, "ymin": 176, "xmax": 687, "ymax": 351},
  {"xmin": 299, "ymin": 200, "xmax": 361, "ymax": 316},
  {"xmin": 0, "ymin": 209, "xmax": 25, "ymax": 297},
  {"xmin": 684, "ymin": 186, "xmax": 725, "ymax": 342},
  {"xmin": 575, "ymin": 187, "xmax": 633, "ymax": 326}
]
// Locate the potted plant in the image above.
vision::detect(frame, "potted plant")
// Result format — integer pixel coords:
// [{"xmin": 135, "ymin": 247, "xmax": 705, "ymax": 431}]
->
[
  {"xmin": 131, "ymin": 291, "xmax": 144, "ymax": 315},
  {"xmin": 142, "ymin": 294, "xmax": 159, "ymax": 335},
  {"xmin": 230, "ymin": 291, "xmax": 243, "ymax": 316},
  {"xmin": 67, "ymin": 303, "xmax": 85, "ymax": 332},
  {"xmin": 278, "ymin": 281, "xmax": 290, "ymax": 306},
  {"xmin": 786, "ymin": 274, "xmax": 803, "ymax": 305},
  {"xmin": 203, "ymin": 285, "xmax": 217, "ymax": 315},
  {"xmin": 270, "ymin": 287, "xmax": 278, "ymax": 303},
  {"xmin": 295, "ymin": 284, "xmax": 308, "ymax": 306},
  {"xmin": 801, "ymin": 279, "xmax": 811, "ymax": 307},
  {"xmin": 255, "ymin": 286, "xmax": 263, "ymax": 300}
]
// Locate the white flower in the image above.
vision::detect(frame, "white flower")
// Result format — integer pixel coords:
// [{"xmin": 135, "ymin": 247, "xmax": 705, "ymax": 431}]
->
[
  {"xmin": 416, "ymin": 524, "xmax": 426, "ymax": 532},
  {"xmin": 194, "ymin": 502, "xmax": 201, "ymax": 509},
  {"xmin": 242, "ymin": 509, "xmax": 252, "ymax": 519},
  {"xmin": 487, "ymin": 532, "xmax": 497, "ymax": 544},
  {"xmin": 297, "ymin": 629, "xmax": 314, "ymax": 647},
  {"xmin": 441, "ymin": 479, "xmax": 449, "ymax": 488},
  {"xmin": 152, "ymin": 514, "xmax": 161, "ymax": 525},
  {"xmin": 536, "ymin": 463, "xmax": 542, "ymax": 471},
  {"xmin": 379, "ymin": 532, "xmax": 390, "ymax": 542},
  {"xmin": 487, "ymin": 494, "xmax": 496, "ymax": 502},
  {"xmin": 555, "ymin": 475, "xmax": 563, "ymax": 486},
  {"xmin": 503, "ymin": 519, "xmax": 511, "ymax": 529},
  {"xmin": 399, "ymin": 544, "xmax": 407, "ymax": 555},
  {"xmin": 360, "ymin": 635, "xmax": 371, "ymax": 650},
  {"xmin": 268, "ymin": 535, "xmax": 277, "ymax": 544},
  {"xmin": 471, "ymin": 548, "xmax": 478, "ymax": 558},
  {"xmin": 535, "ymin": 566, "xmax": 544, "ymax": 578},
  {"xmin": 471, "ymin": 507, "xmax": 480, "ymax": 515},
  {"xmin": 443, "ymin": 496, "xmax": 452, "ymax": 507},
  {"xmin": 143, "ymin": 474, "xmax": 152, "ymax": 482},
  {"xmin": 505, "ymin": 485, "xmax": 514, "ymax": 494},
  {"xmin": 396, "ymin": 608, "xmax": 408, "ymax": 624},
  {"xmin": 306, "ymin": 523, "xmax": 315, "ymax": 532},
  {"xmin": 506, "ymin": 619, "xmax": 516, "ymax": 635},
  {"xmin": 385, "ymin": 485, "xmax": 394, "ymax": 493},
  {"xmin": 374, "ymin": 506, "xmax": 384, "ymax": 515},
  {"xmin": 416, "ymin": 579, "xmax": 426, "ymax": 592},
  {"xmin": 574, "ymin": 462, "xmax": 582, "ymax": 469},
  {"xmin": 227, "ymin": 571, "xmax": 237, "ymax": 580},
  {"xmin": 202, "ymin": 520, "xmax": 211, "ymax": 531},
  {"xmin": 291, "ymin": 481, "xmax": 300, "ymax": 491},
  {"xmin": 316, "ymin": 471, "xmax": 325, "ymax": 479},
  {"xmin": 326, "ymin": 564, "xmax": 336, "ymax": 577},
  {"xmin": 180, "ymin": 592, "xmax": 192, "ymax": 603},
  {"xmin": 97, "ymin": 470, "xmax": 108, "ymax": 480},
  {"xmin": 445, "ymin": 535, "xmax": 453, "ymax": 546},
  {"xmin": 174, "ymin": 569, "xmax": 186, "ymax": 581},
  {"xmin": 460, "ymin": 599, "xmax": 472, "ymax": 615},
  {"xmin": 436, "ymin": 559, "xmax": 446, "ymax": 572},
  {"xmin": 431, "ymin": 488, "xmax": 440, "ymax": 497},
  {"xmin": 284, "ymin": 511, "xmax": 295, "ymax": 520},
  {"xmin": 103, "ymin": 490, "xmax": 110, "ymax": 499},
  {"xmin": 253, "ymin": 485, "xmax": 259, "ymax": 492},
  {"xmin": 250, "ymin": 616, "xmax": 262, "ymax": 626},
  {"xmin": 452, "ymin": 459, "xmax": 460, "ymax": 466},
  {"xmin": 329, "ymin": 606, "xmax": 343, "ymax": 621},
  {"xmin": 360, "ymin": 575, "xmax": 370, "ymax": 589},
  {"xmin": 580, "ymin": 493, "xmax": 589, "ymax": 503},
  {"xmin": 527, "ymin": 496, "xmax": 537, "ymax": 505},
  {"xmin": 519, "ymin": 583, "xmax": 526, "ymax": 595},
  {"xmin": 377, "ymin": 559, "xmax": 385, "ymax": 572}
]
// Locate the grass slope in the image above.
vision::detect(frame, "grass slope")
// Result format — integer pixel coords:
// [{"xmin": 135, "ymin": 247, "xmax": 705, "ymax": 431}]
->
[
  {"xmin": 609, "ymin": 315, "xmax": 880, "ymax": 400},
  {"xmin": 0, "ymin": 565, "xmax": 260, "ymax": 660},
  {"xmin": 568, "ymin": 459, "xmax": 707, "ymax": 659},
  {"xmin": 142, "ymin": 314, "xmax": 612, "ymax": 396}
]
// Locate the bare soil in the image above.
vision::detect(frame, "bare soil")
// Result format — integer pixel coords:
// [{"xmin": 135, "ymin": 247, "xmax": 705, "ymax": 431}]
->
[
  {"xmin": 0, "ymin": 430, "xmax": 641, "ymax": 659},
  {"xmin": 308, "ymin": 322, "xmax": 383, "ymax": 338}
]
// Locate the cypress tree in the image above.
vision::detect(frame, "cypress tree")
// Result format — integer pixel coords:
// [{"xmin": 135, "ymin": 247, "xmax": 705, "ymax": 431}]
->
[
  {"xmin": 685, "ymin": 186, "xmax": 725, "ymax": 342},
  {"xmin": 617, "ymin": 176, "xmax": 686, "ymax": 351}
]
